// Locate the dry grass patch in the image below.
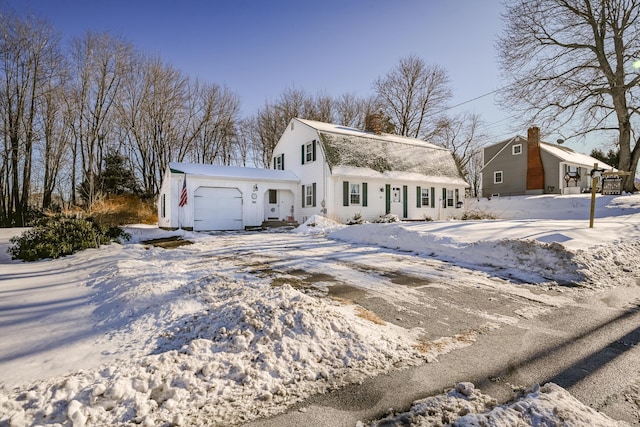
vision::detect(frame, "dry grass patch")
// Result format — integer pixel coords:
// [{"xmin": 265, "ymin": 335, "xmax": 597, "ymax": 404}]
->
[
  {"xmin": 355, "ymin": 306, "xmax": 386, "ymax": 325},
  {"xmin": 87, "ymin": 194, "xmax": 157, "ymax": 226}
]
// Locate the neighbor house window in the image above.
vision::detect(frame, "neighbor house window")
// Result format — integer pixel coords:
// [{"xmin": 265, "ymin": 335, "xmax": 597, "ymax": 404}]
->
[
  {"xmin": 494, "ymin": 171, "xmax": 503, "ymax": 184},
  {"xmin": 512, "ymin": 144, "xmax": 522, "ymax": 155},
  {"xmin": 350, "ymin": 183, "xmax": 361, "ymax": 204},
  {"xmin": 421, "ymin": 188, "xmax": 430, "ymax": 206},
  {"xmin": 446, "ymin": 189, "xmax": 454, "ymax": 207}
]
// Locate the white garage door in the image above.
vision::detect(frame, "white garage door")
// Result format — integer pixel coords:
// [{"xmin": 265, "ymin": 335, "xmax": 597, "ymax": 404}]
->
[{"xmin": 193, "ymin": 187, "xmax": 243, "ymax": 231}]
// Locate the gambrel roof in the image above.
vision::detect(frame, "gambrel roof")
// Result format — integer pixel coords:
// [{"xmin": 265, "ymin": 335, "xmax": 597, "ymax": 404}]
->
[{"xmin": 295, "ymin": 118, "xmax": 468, "ymax": 186}]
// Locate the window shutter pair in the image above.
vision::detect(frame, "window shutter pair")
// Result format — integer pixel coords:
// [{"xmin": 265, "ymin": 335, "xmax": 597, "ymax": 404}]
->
[
  {"xmin": 342, "ymin": 181, "xmax": 367, "ymax": 206},
  {"xmin": 301, "ymin": 183, "xmax": 317, "ymax": 207},
  {"xmin": 301, "ymin": 140, "xmax": 317, "ymax": 164}
]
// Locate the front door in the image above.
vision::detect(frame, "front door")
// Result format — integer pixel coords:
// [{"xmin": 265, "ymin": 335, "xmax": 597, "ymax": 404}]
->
[
  {"xmin": 390, "ymin": 186, "xmax": 404, "ymax": 217},
  {"xmin": 265, "ymin": 189, "xmax": 279, "ymax": 220}
]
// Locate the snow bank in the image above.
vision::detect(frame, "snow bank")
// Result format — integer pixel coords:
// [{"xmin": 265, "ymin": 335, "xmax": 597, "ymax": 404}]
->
[
  {"xmin": 364, "ymin": 382, "xmax": 629, "ymax": 427},
  {"xmin": 0, "ymin": 266, "xmax": 422, "ymax": 426}
]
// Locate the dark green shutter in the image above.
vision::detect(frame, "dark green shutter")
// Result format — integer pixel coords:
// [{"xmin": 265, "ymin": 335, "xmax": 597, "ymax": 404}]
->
[
  {"xmin": 442, "ymin": 188, "xmax": 447, "ymax": 208},
  {"xmin": 362, "ymin": 183, "xmax": 368, "ymax": 207},
  {"xmin": 312, "ymin": 140, "xmax": 317, "ymax": 161},
  {"xmin": 312, "ymin": 183, "xmax": 316, "ymax": 207},
  {"xmin": 416, "ymin": 186, "xmax": 422, "ymax": 208},
  {"xmin": 273, "ymin": 157, "xmax": 276, "ymax": 169},
  {"xmin": 403, "ymin": 185, "xmax": 408, "ymax": 218},
  {"xmin": 385, "ymin": 184, "xmax": 391, "ymax": 214},
  {"xmin": 301, "ymin": 185, "xmax": 306, "ymax": 207},
  {"xmin": 301, "ymin": 145, "xmax": 305, "ymax": 164},
  {"xmin": 343, "ymin": 181, "xmax": 349, "ymax": 206},
  {"xmin": 430, "ymin": 187, "xmax": 435, "ymax": 208},
  {"xmin": 455, "ymin": 189, "xmax": 459, "ymax": 207},
  {"xmin": 281, "ymin": 153, "xmax": 285, "ymax": 170}
]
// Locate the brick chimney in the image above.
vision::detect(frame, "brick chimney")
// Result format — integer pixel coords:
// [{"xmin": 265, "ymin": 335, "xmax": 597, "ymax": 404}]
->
[
  {"xmin": 526, "ymin": 126, "xmax": 545, "ymax": 192},
  {"xmin": 365, "ymin": 112, "xmax": 383, "ymax": 135}
]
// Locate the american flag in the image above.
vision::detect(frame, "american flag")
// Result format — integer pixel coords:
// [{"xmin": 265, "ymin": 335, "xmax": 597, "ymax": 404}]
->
[{"xmin": 179, "ymin": 175, "xmax": 187, "ymax": 207}]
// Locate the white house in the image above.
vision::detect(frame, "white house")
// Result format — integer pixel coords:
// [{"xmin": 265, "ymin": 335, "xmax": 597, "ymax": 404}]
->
[
  {"xmin": 158, "ymin": 117, "xmax": 469, "ymax": 230},
  {"xmin": 271, "ymin": 118, "xmax": 468, "ymax": 224},
  {"xmin": 157, "ymin": 163, "xmax": 299, "ymax": 230}
]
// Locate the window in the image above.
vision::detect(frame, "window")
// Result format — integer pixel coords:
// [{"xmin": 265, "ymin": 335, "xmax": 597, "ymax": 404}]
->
[
  {"xmin": 350, "ymin": 183, "xmax": 360, "ymax": 204},
  {"xmin": 302, "ymin": 140, "xmax": 317, "ymax": 164},
  {"xmin": 421, "ymin": 188, "xmax": 430, "ymax": 206},
  {"xmin": 274, "ymin": 153, "xmax": 284, "ymax": 170},
  {"xmin": 302, "ymin": 183, "xmax": 316, "ymax": 207},
  {"xmin": 512, "ymin": 144, "xmax": 522, "ymax": 155},
  {"xmin": 305, "ymin": 184, "xmax": 314, "ymax": 207},
  {"xmin": 446, "ymin": 189, "xmax": 454, "ymax": 207},
  {"xmin": 494, "ymin": 171, "xmax": 503, "ymax": 184},
  {"xmin": 305, "ymin": 142, "xmax": 313, "ymax": 162}
]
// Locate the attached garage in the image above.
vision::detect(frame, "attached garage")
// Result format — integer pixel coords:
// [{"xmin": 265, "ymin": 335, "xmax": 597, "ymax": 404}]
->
[
  {"xmin": 158, "ymin": 162, "xmax": 300, "ymax": 231},
  {"xmin": 194, "ymin": 187, "xmax": 243, "ymax": 231}
]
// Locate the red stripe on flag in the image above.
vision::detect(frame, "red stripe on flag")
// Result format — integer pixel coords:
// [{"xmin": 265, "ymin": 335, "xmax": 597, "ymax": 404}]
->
[{"xmin": 179, "ymin": 176, "xmax": 187, "ymax": 207}]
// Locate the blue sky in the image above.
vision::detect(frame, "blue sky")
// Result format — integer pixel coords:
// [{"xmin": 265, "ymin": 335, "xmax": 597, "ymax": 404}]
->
[{"xmin": 5, "ymin": 0, "xmax": 600, "ymax": 152}]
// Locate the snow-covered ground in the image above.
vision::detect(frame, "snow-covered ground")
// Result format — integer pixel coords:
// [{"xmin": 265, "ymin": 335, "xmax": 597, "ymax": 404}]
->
[{"xmin": 0, "ymin": 194, "xmax": 639, "ymax": 426}]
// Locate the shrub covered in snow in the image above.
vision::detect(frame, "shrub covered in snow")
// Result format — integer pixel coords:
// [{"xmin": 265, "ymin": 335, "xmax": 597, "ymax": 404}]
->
[
  {"xmin": 346, "ymin": 212, "xmax": 366, "ymax": 225},
  {"xmin": 9, "ymin": 215, "xmax": 130, "ymax": 261},
  {"xmin": 372, "ymin": 213, "xmax": 400, "ymax": 223}
]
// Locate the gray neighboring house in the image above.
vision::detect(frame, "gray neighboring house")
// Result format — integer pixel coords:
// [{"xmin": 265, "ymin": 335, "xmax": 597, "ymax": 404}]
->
[{"xmin": 481, "ymin": 127, "xmax": 615, "ymax": 197}]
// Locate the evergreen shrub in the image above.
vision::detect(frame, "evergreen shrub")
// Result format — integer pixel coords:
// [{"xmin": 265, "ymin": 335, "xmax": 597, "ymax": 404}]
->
[{"xmin": 8, "ymin": 215, "xmax": 130, "ymax": 262}]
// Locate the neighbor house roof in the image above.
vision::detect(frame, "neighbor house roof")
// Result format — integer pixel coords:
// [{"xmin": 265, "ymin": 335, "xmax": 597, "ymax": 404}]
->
[
  {"xmin": 540, "ymin": 142, "xmax": 615, "ymax": 170},
  {"xmin": 482, "ymin": 135, "xmax": 616, "ymax": 170},
  {"xmin": 169, "ymin": 162, "xmax": 299, "ymax": 182},
  {"xmin": 295, "ymin": 118, "xmax": 468, "ymax": 186}
]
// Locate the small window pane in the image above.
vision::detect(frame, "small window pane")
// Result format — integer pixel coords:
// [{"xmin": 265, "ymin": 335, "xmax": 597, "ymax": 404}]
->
[
  {"xmin": 446, "ymin": 189, "xmax": 454, "ymax": 207},
  {"xmin": 421, "ymin": 188, "xmax": 429, "ymax": 206},
  {"xmin": 305, "ymin": 143, "xmax": 313, "ymax": 162},
  {"xmin": 350, "ymin": 183, "xmax": 360, "ymax": 204},
  {"xmin": 305, "ymin": 185, "xmax": 313, "ymax": 206}
]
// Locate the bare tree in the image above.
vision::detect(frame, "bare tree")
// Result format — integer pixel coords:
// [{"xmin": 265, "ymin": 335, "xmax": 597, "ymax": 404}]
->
[
  {"xmin": 373, "ymin": 54, "xmax": 452, "ymax": 139},
  {"xmin": 0, "ymin": 10, "xmax": 61, "ymax": 225},
  {"xmin": 432, "ymin": 112, "xmax": 489, "ymax": 197},
  {"xmin": 334, "ymin": 93, "xmax": 382, "ymax": 129},
  {"xmin": 68, "ymin": 32, "xmax": 133, "ymax": 207},
  {"xmin": 498, "ymin": 0, "xmax": 640, "ymax": 192}
]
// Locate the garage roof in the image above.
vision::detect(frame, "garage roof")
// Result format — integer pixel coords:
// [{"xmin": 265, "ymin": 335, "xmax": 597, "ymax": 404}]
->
[{"xmin": 169, "ymin": 162, "xmax": 299, "ymax": 182}]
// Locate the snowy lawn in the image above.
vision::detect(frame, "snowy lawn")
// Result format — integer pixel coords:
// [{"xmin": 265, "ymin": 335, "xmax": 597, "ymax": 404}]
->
[{"xmin": 0, "ymin": 194, "xmax": 639, "ymax": 426}]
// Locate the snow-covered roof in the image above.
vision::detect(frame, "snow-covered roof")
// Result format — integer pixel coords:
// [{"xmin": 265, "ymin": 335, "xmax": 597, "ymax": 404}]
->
[
  {"xmin": 169, "ymin": 162, "xmax": 299, "ymax": 181},
  {"xmin": 331, "ymin": 166, "xmax": 469, "ymax": 186},
  {"xmin": 296, "ymin": 118, "xmax": 446, "ymax": 150},
  {"xmin": 540, "ymin": 142, "xmax": 615, "ymax": 170},
  {"xmin": 294, "ymin": 118, "xmax": 466, "ymax": 184}
]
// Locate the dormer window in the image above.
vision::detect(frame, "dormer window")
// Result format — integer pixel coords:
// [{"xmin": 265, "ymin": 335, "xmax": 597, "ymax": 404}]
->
[{"xmin": 512, "ymin": 144, "xmax": 522, "ymax": 155}]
